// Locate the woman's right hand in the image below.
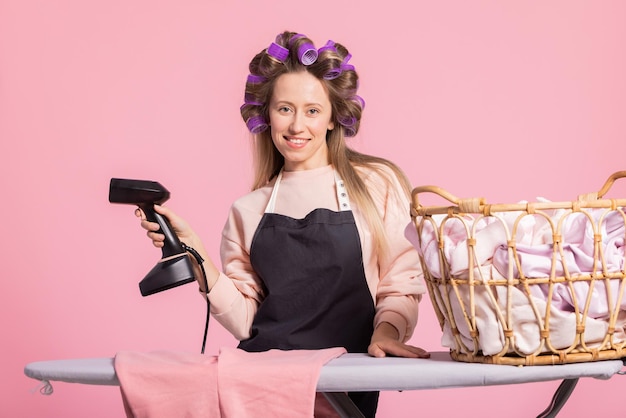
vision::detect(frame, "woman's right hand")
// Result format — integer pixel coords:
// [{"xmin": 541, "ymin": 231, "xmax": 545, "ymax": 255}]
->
[
  {"xmin": 134, "ymin": 205, "xmax": 220, "ymax": 293},
  {"xmin": 134, "ymin": 204, "xmax": 196, "ymax": 250}
]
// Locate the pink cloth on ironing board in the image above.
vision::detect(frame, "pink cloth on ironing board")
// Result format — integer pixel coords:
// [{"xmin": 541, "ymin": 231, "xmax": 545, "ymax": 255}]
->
[
  {"xmin": 116, "ymin": 351, "xmax": 218, "ymax": 418},
  {"xmin": 115, "ymin": 347, "xmax": 346, "ymax": 418},
  {"xmin": 218, "ymin": 347, "xmax": 346, "ymax": 417}
]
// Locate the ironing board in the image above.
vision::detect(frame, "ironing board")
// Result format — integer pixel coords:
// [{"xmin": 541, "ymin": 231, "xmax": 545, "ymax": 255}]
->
[{"xmin": 24, "ymin": 352, "xmax": 625, "ymax": 418}]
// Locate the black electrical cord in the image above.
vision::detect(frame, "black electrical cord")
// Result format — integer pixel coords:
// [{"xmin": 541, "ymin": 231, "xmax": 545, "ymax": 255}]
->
[{"xmin": 181, "ymin": 243, "xmax": 211, "ymax": 354}]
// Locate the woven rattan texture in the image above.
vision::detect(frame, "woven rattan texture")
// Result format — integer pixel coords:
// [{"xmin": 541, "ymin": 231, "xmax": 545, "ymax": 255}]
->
[{"xmin": 411, "ymin": 171, "xmax": 626, "ymax": 365}]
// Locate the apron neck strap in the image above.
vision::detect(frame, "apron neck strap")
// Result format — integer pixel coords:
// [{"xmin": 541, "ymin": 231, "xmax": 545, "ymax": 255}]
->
[{"xmin": 265, "ymin": 169, "xmax": 352, "ymax": 213}]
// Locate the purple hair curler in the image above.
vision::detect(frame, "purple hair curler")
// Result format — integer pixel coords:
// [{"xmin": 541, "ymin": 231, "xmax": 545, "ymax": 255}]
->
[
  {"xmin": 298, "ymin": 42, "xmax": 318, "ymax": 65},
  {"xmin": 323, "ymin": 51, "xmax": 355, "ymax": 80},
  {"xmin": 247, "ymin": 74, "xmax": 266, "ymax": 84},
  {"xmin": 267, "ymin": 42, "xmax": 289, "ymax": 62},
  {"xmin": 244, "ymin": 93, "xmax": 264, "ymax": 106},
  {"xmin": 341, "ymin": 54, "xmax": 354, "ymax": 71},
  {"xmin": 246, "ymin": 115, "xmax": 268, "ymax": 134},
  {"xmin": 323, "ymin": 64, "xmax": 354, "ymax": 80},
  {"xmin": 338, "ymin": 115, "xmax": 357, "ymax": 127},
  {"xmin": 341, "ymin": 64, "xmax": 355, "ymax": 73},
  {"xmin": 288, "ymin": 33, "xmax": 306, "ymax": 46},
  {"xmin": 323, "ymin": 69, "xmax": 343, "ymax": 80},
  {"xmin": 344, "ymin": 126, "xmax": 357, "ymax": 137},
  {"xmin": 353, "ymin": 95, "xmax": 365, "ymax": 109},
  {"xmin": 317, "ymin": 40, "xmax": 337, "ymax": 55}
]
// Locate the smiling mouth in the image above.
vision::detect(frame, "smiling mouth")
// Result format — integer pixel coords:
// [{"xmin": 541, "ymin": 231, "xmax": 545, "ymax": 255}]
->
[{"xmin": 286, "ymin": 137, "xmax": 309, "ymax": 144}]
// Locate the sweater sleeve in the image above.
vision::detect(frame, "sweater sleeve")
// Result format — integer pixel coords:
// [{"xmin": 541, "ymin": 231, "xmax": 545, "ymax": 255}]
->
[
  {"xmin": 360, "ymin": 166, "xmax": 427, "ymax": 342},
  {"xmin": 206, "ymin": 192, "xmax": 268, "ymax": 341}
]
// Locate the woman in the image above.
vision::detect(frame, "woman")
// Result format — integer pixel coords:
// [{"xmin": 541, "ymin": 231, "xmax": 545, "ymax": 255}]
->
[{"xmin": 137, "ymin": 31, "xmax": 429, "ymax": 417}]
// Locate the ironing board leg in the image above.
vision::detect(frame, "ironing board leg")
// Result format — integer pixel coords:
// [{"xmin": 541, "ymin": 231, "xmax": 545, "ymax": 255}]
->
[
  {"xmin": 536, "ymin": 378, "xmax": 579, "ymax": 418},
  {"xmin": 322, "ymin": 392, "xmax": 366, "ymax": 418}
]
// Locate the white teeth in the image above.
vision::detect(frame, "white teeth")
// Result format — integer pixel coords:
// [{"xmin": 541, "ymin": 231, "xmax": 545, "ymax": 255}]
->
[{"xmin": 287, "ymin": 138, "xmax": 307, "ymax": 144}]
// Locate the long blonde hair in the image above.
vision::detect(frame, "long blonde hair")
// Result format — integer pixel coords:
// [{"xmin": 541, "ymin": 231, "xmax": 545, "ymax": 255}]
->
[{"xmin": 240, "ymin": 31, "xmax": 412, "ymax": 256}]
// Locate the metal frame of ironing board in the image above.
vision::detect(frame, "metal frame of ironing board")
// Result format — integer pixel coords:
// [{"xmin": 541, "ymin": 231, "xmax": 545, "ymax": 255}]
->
[
  {"xmin": 322, "ymin": 376, "xmax": 582, "ymax": 418},
  {"xmin": 24, "ymin": 352, "xmax": 625, "ymax": 418}
]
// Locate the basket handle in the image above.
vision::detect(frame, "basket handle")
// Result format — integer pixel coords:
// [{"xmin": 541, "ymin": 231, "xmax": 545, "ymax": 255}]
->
[
  {"xmin": 412, "ymin": 185, "xmax": 485, "ymax": 213},
  {"xmin": 578, "ymin": 170, "xmax": 626, "ymax": 201}
]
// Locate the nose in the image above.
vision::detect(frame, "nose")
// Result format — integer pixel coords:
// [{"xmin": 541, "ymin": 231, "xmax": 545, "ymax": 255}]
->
[{"xmin": 289, "ymin": 111, "xmax": 305, "ymax": 133}]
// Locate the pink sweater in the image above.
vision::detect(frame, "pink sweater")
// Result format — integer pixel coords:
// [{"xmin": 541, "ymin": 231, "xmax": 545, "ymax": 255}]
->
[{"xmin": 207, "ymin": 164, "xmax": 426, "ymax": 343}]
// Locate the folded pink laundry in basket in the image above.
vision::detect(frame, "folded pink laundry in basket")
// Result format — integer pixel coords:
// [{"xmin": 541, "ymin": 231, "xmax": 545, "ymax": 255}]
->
[{"xmin": 115, "ymin": 347, "xmax": 346, "ymax": 418}]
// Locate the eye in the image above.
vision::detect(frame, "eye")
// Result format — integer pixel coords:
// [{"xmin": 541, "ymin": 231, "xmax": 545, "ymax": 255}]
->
[
  {"xmin": 278, "ymin": 106, "xmax": 292, "ymax": 113},
  {"xmin": 307, "ymin": 108, "xmax": 320, "ymax": 115}
]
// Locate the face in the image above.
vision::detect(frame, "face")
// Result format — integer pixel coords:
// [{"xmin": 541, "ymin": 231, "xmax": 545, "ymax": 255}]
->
[{"xmin": 268, "ymin": 71, "xmax": 335, "ymax": 171}]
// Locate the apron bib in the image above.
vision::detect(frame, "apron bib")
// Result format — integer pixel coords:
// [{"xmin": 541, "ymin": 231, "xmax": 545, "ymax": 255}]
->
[{"xmin": 239, "ymin": 170, "xmax": 375, "ymax": 353}]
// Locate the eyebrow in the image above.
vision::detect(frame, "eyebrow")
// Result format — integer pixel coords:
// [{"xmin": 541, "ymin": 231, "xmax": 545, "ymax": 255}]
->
[{"xmin": 272, "ymin": 100, "xmax": 325, "ymax": 108}]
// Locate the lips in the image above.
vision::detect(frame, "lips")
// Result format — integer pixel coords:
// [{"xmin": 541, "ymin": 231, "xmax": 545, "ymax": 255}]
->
[{"xmin": 285, "ymin": 137, "xmax": 309, "ymax": 145}]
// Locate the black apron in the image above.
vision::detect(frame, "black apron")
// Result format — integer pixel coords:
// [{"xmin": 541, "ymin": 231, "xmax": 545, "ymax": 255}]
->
[{"xmin": 239, "ymin": 170, "xmax": 379, "ymax": 417}]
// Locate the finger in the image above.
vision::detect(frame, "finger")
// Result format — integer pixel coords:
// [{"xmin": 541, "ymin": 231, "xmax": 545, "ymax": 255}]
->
[
  {"xmin": 367, "ymin": 344, "xmax": 387, "ymax": 358},
  {"xmin": 154, "ymin": 204, "xmax": 171, "ymax": 217},
  {"xmin": 140, "ymin": 219, "xmax": 161, "ymax": 232},
  {"xmin": 370, "ymin": 342, "xmax": 430, "ymax": 359},
  {"xmin": 147, "ymin": 231, "xmax": 165, "ymax": 242},
  {"xmin": 394, "ymin": 344, "xmax": 430, "ymax": 359},
  {"xmin": 154, "ymin": 204, "xmax": 182, "ymax": 227},
  {"xmin": 384, "ymin": 345, "xmax": 416, "ymax": 358},
  {"xmin": 404, "ymin": 345, "xmax": 430, "ymax": 358},
  {"xmin": 134, "ymin": 208, "xmax": 147, "ymax": 220},
  {"xmin": 147, "ymin": 231, "xmax": 165, "ymax": 248}
]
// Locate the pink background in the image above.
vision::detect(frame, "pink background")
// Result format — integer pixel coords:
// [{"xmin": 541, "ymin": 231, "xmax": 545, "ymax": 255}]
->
[{"xmin": 2, "ymin": 1, "xmax": 625, "ymax": 417}]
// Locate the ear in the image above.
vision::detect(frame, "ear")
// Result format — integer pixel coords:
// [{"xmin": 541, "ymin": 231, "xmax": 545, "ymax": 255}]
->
[{"xmin": 328, "ymin": 120, "xmax": 334, "ymax": 131}]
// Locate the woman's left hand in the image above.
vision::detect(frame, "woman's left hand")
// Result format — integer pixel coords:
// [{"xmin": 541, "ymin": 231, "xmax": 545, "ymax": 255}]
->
[{"xmin": 367, "ymin": 322, "xmax": 430, "ymax": 359}]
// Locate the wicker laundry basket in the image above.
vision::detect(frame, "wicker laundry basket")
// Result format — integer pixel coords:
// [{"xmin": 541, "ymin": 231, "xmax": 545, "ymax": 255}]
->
[{"xmin": 410, "ymin": 171, "xmax": 626, "ymax": 365}]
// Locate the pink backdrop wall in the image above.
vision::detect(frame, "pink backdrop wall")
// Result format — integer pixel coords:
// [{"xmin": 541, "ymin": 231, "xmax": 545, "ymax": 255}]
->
[{"xmin": 2, "ymin": 1, "xmax": 625, "ymax": 416}]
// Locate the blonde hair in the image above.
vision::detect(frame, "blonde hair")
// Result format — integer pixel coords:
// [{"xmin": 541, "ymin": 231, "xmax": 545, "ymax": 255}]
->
[{"xmin": 240, "ymin": 31, "xmax": 412, "ymax": 256}]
